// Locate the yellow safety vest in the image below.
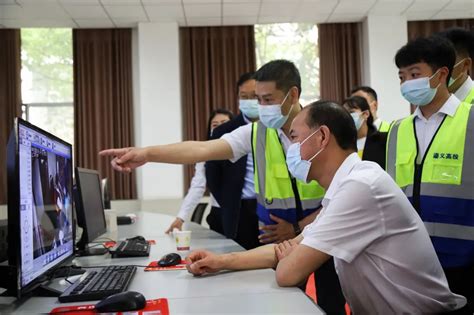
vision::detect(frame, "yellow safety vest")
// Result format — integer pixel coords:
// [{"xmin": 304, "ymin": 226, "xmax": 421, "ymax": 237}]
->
[
  {"xmin": 386, "ymin": 102, "xmax": 474, "ymax": 268},
  {"xmin": 251, "ymin": 122, "xmax": 325, "ymax": 225},
  {"xmin": 378, "ymin": 120, "xmax": 391, "ymax": 132}
]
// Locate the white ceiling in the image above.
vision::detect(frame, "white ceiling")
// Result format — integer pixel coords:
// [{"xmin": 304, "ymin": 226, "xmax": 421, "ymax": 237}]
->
[{"xmin": 0, "ymin": 0, "xmax": 472, "ymax": 28}]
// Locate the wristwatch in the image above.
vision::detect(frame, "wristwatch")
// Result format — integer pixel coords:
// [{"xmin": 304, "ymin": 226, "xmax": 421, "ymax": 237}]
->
[{"xmin": 293, "ymin": 222, "xmax": 301, "ymax": 235}]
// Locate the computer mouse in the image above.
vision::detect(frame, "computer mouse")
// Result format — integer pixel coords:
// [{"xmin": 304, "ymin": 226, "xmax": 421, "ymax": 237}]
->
[
  {"xmin": 127, "ymin": 235, "xmax": 146, "ymax": 242},
  {"xmin": 158, "ymin": 253, "xmax": 182, "ymax": 267},
  {"xmin": 95, "ymin": 291, "xmax": 146, "ymax": 312}
]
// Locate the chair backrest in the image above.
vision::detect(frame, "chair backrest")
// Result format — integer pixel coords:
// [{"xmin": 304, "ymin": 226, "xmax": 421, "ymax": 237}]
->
[
  {"xmin": 101, "ymin": 178, "xmax": 111, "ymax": 209},
  {"xmin": 191, "ymin": 203, "xmax": 208, "ymax": 224}
]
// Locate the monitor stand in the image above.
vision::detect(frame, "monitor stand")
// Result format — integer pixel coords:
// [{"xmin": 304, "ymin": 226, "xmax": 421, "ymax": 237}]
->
[
  {"xmin": 24, "ymin": 265, "xmax": 87, "ymax": 297},
  {"xmin": 76, "ymin": 247, "xmax": 108, "ymax": 257}
]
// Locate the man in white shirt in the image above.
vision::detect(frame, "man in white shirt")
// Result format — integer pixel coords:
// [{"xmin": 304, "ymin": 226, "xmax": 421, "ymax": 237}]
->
[
  {"xmin": 100, "ymin": 60, "xmax": 345, "ymax": 314},
  {"xmin": 185, "ymin": 100, "xmax": 467, "ymax": 314},
  {"xmin": 438, "ymin": 27, "xmax": 474, "ymax": 104},
  {"xmin": 388, "ymin": 35, "xmax": 474, "ymax": 313}
]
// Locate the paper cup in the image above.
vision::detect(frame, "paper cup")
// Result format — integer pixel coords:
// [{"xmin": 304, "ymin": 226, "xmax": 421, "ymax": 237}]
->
[
  {"xmin": 175, "ymin": 230, "xmax": 191, "ymax": 251},
  {"xmin": 104, "ymin": 209, "xmax": 118, "ymax": 233}
]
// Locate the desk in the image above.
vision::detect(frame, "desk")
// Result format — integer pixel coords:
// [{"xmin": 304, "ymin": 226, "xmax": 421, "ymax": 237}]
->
[{"xmin": 0, "ymin": 212, "xmax": 324, "ymax": 314}]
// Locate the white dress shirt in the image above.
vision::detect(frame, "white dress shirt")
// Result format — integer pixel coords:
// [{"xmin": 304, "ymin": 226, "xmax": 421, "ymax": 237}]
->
[
  {"xmin": 177, "ymin": 162, "xmax": 218, "ymax": 221},
  {"xmin": 454, "ymin": 76, "xmax": 474, "ymax": 103},
  {"xmin": 221, "ymin": 123, "xmax": 292, "ymax": 163},
  {"xmin": 301, "ymin": 153, "xmax": 466, "ymax": 314},
  {"xmin": 373, "ymin": 117, "xmax": 382, "ymax": 130},
  {"xmin": 356, "ymin": 137, "xmax": 366, "ymax": 152},
  {"xmin": 241, "ymin": 115, "xmax": 256, "ymax": 199},
  {"xmin": 413, "ymin": 94, "xmax": 461, "ymax": 163}
]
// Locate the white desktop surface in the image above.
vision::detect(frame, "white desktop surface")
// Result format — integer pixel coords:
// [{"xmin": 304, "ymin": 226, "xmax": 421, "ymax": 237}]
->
[{"xmin": 0, "ymin": 212, "xmax": 324, "ymax": 314}]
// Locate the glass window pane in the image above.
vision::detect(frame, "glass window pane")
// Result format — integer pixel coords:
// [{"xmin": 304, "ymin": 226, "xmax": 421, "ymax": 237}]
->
[
  {"xmin": 21, "ymin": 28, "xmax": 73, "ymax": 104},
  {"xmin": 255, "ymin": 23, "xmax": 319, "ymax": 105},
  {"xmin": 28, "ymin": 105, "xmax": 74, "ymax": 147}
]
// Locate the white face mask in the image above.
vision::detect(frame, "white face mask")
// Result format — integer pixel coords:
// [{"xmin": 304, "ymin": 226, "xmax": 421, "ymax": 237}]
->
[
  {"xmin": 258, "ymin": 91, "xmax": 293, "ymax": 129},
  {"xmin": 239, "ymin": 99, "xmax": 259, "ymax": 119},
  {"xmin": 350, "ymin": 112, "xmax": 364, "ymax": 130},
  {"xmin": 400, "ymin": 70, "xmax": 441, "ymax": 106},
  {"xmin": 286, "ymin": 128, "xmax": 324, "ymax": 183}
]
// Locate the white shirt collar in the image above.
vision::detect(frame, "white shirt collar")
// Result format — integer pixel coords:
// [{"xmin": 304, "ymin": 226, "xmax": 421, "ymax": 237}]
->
[
  {"xmin": 373, "ymin": 118, "xmax": 382, "ymax": 129},
  {"xmin": 454, "ymin": 76, "xmax": 474, "ymax": 102},
  {"xmin": 323, "ymin": 153, "xmax": 361, "ymax": 204},
  {"xmin": 413, "ymin": 94, "xmax": 461, "ymax": 121}
]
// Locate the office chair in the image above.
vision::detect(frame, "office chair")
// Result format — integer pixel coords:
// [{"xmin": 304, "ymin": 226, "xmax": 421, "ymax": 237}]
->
[{"xmin": 190, "ymin": 203, "xmax": 208, "ymax": 224}]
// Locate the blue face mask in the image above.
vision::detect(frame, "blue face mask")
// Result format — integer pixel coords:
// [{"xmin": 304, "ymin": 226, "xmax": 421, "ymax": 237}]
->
[
  {"xmin": 400, "ymin": 70, "xmax": 440, "ymax": 106},
  {"xmin": 239, "ymin": 99, "xmax": 259, "ymax": 119},
  {"xmin": 286, "ymin": 128, "xmax": 324, "ymax": 183},
  {"xmin": 350, "ymin": 112, "xmax": 364, "ymax": 130},
  {"xmin": 258, "ymin": 91, "xmax": 293, "ymax": 129}
]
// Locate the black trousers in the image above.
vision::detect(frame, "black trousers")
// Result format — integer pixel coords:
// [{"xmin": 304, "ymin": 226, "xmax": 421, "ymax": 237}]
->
[
  {"xmin": 206, "ymin": 200, "xmax": 260, "ymax": 250},
  {"xmin": 443, "ymin": 266, "xmax": 474, "ymax": 314},
  {"xmin": 206, "ymin": 206, "xmax": 224, "ymax": 234},
  {"xmin": 314, "ymin": 258, "xmax": 346, "ymax": 315},
  {"xmin": 234, "ymin": 199, "xmax": 260, "ymax": 250}
]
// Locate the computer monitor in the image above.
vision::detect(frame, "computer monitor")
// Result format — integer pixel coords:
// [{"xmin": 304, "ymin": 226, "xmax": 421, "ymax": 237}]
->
[
  {"xmin": 74, "ymin": 167, "xmax": 107, "ymax": 256},
  {"xmin": 5, "ymin": 118, "xmax": 74, "ymax": 298}
]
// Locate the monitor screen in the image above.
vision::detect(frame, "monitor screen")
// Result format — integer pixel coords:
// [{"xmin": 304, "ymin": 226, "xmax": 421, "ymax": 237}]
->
[
  {"xmin": 17, "ymin": 121, "xmax": 74, "ymax": 288},
  {"xmin": 75, "ymin": 168, "xmax": 106, "ymax": 245}
]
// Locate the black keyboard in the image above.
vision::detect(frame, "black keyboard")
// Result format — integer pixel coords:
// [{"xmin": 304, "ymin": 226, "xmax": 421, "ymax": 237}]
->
[
  {"xmin": 59, "ymin": 265, "xmax": 137, "ymax": 303},
  {"xmin": 111, "ymin": 239, "xmax": 150, "ymax": 258}
]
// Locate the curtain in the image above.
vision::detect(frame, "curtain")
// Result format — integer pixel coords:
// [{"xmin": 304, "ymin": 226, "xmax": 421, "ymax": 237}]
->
[
  {"xmin": 0, "ymin": 29, "xmax": 22, "ymax": 204},
  {"xmin": 318, "ymin": 23, "xmax": 362, "ymax": 103},
  {"xmin": 408, "ymin": 18, "xmax": 474, "ymax": 75},
  {"xmin": 73, "ymin": 29, "xmax": 136, "ymax": 200},
  {"xmin": 180, "ymin": 26, "xmax": 256, "ymax": 190}
]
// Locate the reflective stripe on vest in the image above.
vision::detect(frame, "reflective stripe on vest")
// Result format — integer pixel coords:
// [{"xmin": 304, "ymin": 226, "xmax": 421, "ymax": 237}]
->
[
  {"xmin": 464, "ymin": 86, "xmax": 474, "ymax": 105},
  {"xmin": 378, "ymin": 120, "xmax": 391, "ymax": 132},
  {"xmin": 252, "ymin": 122, "xmax": 324, "ymax": 223},
  {"xmin": 387, "ymin": 102, "xmax": 474, "ymax": 267}
]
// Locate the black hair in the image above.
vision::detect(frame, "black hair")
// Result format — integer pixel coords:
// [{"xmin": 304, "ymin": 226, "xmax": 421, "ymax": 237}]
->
[
  {"xmin": 343, "ymin": 96, "xmax": 376, "ymax": 136},
  {"xmin": 350, "ymin": 85, "xmax": 378, "ymax": 101},
  {"xmin": 437, "ymin": 27, "xmax": 474, "ymax": 59},
  {"xmin": 207, "ymin": 109, "xmax": 234, "ymax": 139},
  {"xmin": 254, "ymin": 59, "xmax": 302, "ymax": 97},
  {"xmin": 304, "ymin": 100, "xmax": 357, "ymax": 152},
  {"xmin": 236, "ymin": 71, "xmax": 255, "ymax": 94},
  {"xmin": 395, "ymin": 35, "xmax": 456, "ymax": 85}
]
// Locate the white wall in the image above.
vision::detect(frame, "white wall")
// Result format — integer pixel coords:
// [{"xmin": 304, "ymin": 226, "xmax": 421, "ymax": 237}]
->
[
  {"xmin": 133, "ymin": 22, "xmax": 183, "ymax": 200},
  {"xmin": 362, "ymin": 14, "xmax": 410, "ymax": 122}
]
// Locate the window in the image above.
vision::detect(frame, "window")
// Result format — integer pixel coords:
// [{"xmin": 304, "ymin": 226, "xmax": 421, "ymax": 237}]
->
[
  {"xmin": 255, "ymin": 23, "xmax": 319, "ymax": 105},
  {"xmin": 21, "ymin": 28, "xmax": 74, "ymax": 147}
]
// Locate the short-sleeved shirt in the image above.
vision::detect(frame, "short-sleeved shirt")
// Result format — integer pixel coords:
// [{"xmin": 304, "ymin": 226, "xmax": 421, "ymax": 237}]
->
[
  {"xmin": 220, "ymin": 123, "xmax": 292, "ymax": 163},
  {"xmin": 301, "ymin": 153, "xmax": 466, "ymax": 314}
]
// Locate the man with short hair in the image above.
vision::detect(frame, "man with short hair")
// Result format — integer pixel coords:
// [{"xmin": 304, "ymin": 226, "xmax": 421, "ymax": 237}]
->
[
  {"xmin": 351, "ymin": 85, "xmax": 390, "ymax": 132},
  {"xmin": 205, "ymin": 71, "xmax": 260, "ymax": 250},
  {"xmin": 100, "ymin": 60, "xmax": 345, "ymax": 314},
  {"xmin": 186, "ymin": 100, "xmax": 467, "ymax": 314},
  {"xmin": 438, "ymin": 27, "xmax": 474, "ymax": 104},
  {"xmin": 388, "ymin": 35, "xmax": 474, "ymax": 312}
]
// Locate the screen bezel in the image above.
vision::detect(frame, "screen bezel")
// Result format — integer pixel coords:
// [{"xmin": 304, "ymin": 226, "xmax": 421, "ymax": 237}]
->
[
  {"xmin": 74, "ymin": 167, "xmax": 107, "ymax": 248},
  {"xmin": 8, "ymin": 117, "xmax": 75, "ymax": 297}
]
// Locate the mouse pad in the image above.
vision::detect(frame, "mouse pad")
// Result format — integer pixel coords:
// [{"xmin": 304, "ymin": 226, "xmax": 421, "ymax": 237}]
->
[
  {"xmin": 144, "ymin": 260, "xmax": 187, "ymax": 271},
  {"xmin": 50, "ymin": 298, "xmax": 169, "ymax": 314}
]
